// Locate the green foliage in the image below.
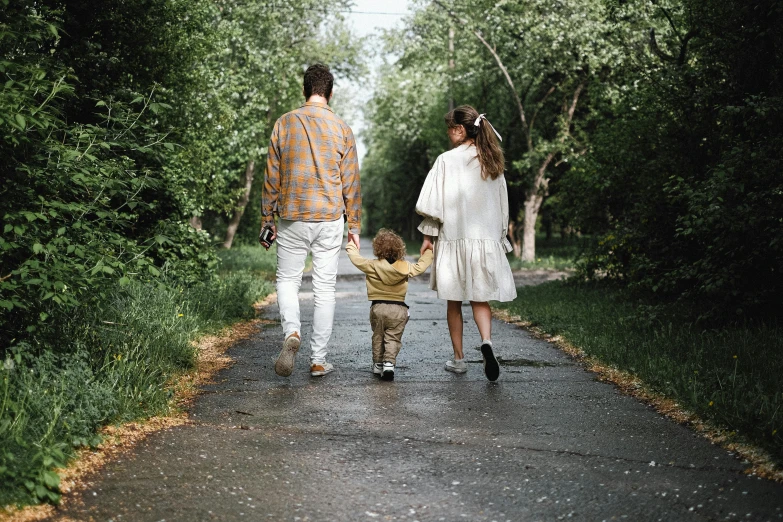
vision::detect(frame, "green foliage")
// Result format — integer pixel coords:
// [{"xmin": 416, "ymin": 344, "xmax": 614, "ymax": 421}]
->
[
  {"xmin": 0, "ymin": 272, "xmax": 272, "ymax": 507},
  {"xmin": 362, "ymin": 0, "xmax": 642, "ymax": 241},
  {"xmin": 506, "ymin": 234, "xmax": 587, "ymax": 271},
  {"xmin": 1, "ymin": 0, "xmax": 353, "ymax": 509},
  {"xmin": 558, "ymin": 0, "xmax": 783, "ymax": 318},
  {"xmin": 0, "ymin": 3, "xmax": 219, "ymax": 349},
  {"xmin": 366, "ymin": 0, "xmax": 783, "ymax": 317},
  {"xmin": 499, "ymin": 281, "xmax": 783, "ymax": 465},
  {"xmin": 218, "ymin": 245, "xmax": 278, "ymax": 277}
]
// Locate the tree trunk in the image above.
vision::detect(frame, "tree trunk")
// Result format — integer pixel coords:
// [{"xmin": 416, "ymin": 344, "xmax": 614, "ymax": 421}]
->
[
  {"xmin": 507, "ymin": 221, "xmax": 522, "ymax": 258},
  {"xmin": 222, "ymin": 160, "xmax": 255, "ymax": 249},
  {"xmin": 189, "ymin": 215, "xmax": 202, "ymax": 231},
  {"xmin": 448, "ymin": 25, "xmax": 455, "ymax": 112},
  {"xmin": 522, "ymin": 192, "xmax": 544, "ymax": 262}
]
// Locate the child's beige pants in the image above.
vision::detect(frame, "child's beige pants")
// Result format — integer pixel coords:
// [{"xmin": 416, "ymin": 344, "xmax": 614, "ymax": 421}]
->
[{"xmin": 369, "ymin": 303, "xmax": 410, "ymax": 364}]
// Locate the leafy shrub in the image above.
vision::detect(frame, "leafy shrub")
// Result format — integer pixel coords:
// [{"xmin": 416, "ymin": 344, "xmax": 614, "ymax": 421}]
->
[
  {"xmin": 558, "ymin": 0, "xmax": 783, "ymax": 319},
  {"xmin": 0, "ymin": 6, "xmax": 217, "ymax": 352}
]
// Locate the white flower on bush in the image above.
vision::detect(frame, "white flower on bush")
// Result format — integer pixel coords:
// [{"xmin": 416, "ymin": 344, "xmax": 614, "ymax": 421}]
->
[{"xmin": 3, "ymin": 358, "xmax": 14, "ymax": 371}]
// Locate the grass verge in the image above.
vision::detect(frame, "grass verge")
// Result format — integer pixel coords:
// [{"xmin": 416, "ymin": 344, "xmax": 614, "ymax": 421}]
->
[
  {"xmin": 506, "ymin": 234, "xmax": 588, "ymax": 271},
  {"xmin": 0, "ymin": 247, "xmax": 276, "ymax": 510},
  {"xmin": 496, "ymin": 280, "xmax": 783, "ymax": 476}
]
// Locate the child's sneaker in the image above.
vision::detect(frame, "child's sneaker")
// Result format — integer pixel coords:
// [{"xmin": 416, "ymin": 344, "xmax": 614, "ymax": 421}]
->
[
  {"xmin": 480, "ymin": 340, "xmax": 500, "ymax": 381},
  {"xmin": 372, "ymin": 362, "xmax": 383, "ymax": 375},
  {"xmin": 274, "ymin": 332, "xmax": 301, "ymax": 377},
  {"xmin": 444, "ymin": 359, "xmax": 467, "ymax": 374},
  {"xmin": 381, "ymin": 362, "xmax": 395, "ymax": 381},
  {"xmin": 310, "ymin": 361, "xmax": 334, "ymax": 377}
]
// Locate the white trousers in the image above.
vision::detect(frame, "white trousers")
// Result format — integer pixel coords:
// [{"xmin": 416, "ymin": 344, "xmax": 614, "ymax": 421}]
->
[{"xmin": 275, "ymin": 218, "xmax": 344, "ymax": 363}]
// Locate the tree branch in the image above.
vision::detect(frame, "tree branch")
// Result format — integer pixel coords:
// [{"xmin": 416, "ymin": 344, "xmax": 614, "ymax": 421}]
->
[
  {"xmin": 649, "ymin": 28, "xmax": 675, "ymax": 62},
  {"xmin": 530, "ymin": 85, "xmax": 557, "ymax": 136},
  {"xmin": 677, "ymin": 29, "xmax": 699, "ymax": 65},
  {"xmin": 432, "ymin": 0, "xmax": 532, "ymax": 150}
]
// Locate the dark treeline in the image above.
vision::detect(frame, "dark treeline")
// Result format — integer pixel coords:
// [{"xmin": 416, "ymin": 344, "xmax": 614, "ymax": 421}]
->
[{"xmin": 362, "ymin": 0, "xmax": 783, "ymax": 319}]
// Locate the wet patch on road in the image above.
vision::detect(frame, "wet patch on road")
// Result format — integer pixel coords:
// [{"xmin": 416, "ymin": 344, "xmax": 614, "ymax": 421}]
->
[{"xmin": 464, "ymin": 357, "xmax": 574, "ymax": 368}]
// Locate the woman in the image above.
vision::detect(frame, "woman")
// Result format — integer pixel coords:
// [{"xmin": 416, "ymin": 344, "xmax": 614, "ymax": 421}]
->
[{"xmin": 415, "ymin": 105, "xmax": 516, "ymax": 381}]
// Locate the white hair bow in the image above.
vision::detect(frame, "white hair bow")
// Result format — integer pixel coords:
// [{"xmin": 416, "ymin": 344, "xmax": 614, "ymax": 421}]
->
[{"xmin": 473, "ymin": 113, "xmax": 503, "ymax": 142}]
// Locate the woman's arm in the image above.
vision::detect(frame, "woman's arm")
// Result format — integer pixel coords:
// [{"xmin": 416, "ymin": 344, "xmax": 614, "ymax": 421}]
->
[{"xmin": 420, "ymin": 235, "xmax": 435, "ymax": 256}]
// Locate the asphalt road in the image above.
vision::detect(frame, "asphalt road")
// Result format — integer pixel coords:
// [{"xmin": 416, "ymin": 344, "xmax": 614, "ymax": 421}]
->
[{"xmin": 52, "ymin": 242, "xmax": 783, "ymax": 521}]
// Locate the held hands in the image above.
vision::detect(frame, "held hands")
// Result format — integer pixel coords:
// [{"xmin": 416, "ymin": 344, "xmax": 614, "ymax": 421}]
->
[
  {"xmin": 420, "ymin": 235, "xmax": 434, "ymax": 256},
  {"xmin": 347, "ymin": 232, "xmax": 361, "ymax": 250}
]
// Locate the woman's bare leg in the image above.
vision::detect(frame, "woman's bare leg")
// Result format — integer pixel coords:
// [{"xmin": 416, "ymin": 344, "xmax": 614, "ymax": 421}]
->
[
  {"xmin": 470, "ymin": 301, "xmax": 492, "ymax": 342},
  {"xmin": 447, "ymin": 300, "xmax": 464, "ymax": 360}
]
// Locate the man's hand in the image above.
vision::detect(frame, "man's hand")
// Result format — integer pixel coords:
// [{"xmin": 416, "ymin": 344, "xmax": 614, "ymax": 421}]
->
[
  {"xmin": 421, "ymin": 235, "xmax": 434, "ymax": 256},
  {"xmin": 259, "ymin": 224, "xmax": 277, "ymax": 249},
  {"xmin": 348, "ymin": 232, "xmax": 361, "ymax": 250}
]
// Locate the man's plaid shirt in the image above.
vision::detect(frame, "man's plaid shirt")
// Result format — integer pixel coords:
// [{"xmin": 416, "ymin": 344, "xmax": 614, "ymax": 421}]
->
[{"xmin": 262, "ymin": 101, "xmax": 362, "ymax": 233}]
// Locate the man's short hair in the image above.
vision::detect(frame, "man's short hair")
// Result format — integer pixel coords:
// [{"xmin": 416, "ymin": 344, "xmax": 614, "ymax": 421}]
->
[{"xmin": 303, "ymin": 63, "xmax": 334, "ymax": 99}]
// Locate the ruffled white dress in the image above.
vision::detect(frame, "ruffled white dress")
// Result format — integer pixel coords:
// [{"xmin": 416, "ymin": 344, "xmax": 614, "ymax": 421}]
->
[{"xmin": 415, "ymin": 143, "xmax": 517, "ymax": 302}]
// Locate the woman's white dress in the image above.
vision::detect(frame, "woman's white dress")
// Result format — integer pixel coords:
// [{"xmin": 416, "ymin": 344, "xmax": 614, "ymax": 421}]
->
[{"xmin": 415, "ymin": 143, "xmax": 517, "ymax": 302}]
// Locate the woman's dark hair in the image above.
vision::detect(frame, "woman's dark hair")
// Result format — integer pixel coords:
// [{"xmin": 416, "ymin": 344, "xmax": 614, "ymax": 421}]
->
[
  {"xmin": 445, "ymin": 105, "xmax": 505, "ymax": 180},
  {"xmin": 303, "ymin": 63, "xmax": 333, "ymax": 99},
  {"xmin": 373, "ymin": 229, "xmax": 407, "ymax": 264}
]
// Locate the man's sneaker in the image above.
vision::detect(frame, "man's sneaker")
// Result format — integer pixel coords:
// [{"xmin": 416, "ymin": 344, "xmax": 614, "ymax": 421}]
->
[
  {"xmin": 444, "ymin": 359, "xmax": 467, "ymax": 374},
  {"xmin": 372, "ymin": 362, "xmax": 383, "ymax": 376},
  {"xmin": 274, "ymin": 332, "xmax": 301, "ymax": 377},
  {"xmin": 381, "ymin": 362, "xmax": 395, "ymax": 381},
  {"xmin": 310, "ymin": 361, "xmax": 334, "ymax": 377},
  {"xmin": 480, "ymin": 340, "xmax": 500, "ymax": 381}
]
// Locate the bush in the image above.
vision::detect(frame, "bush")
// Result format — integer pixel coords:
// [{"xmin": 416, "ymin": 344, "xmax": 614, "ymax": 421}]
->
[
  {"xmin": 0, "ymin": 6, "xmax": 218, "ymax": 352},
  {"xmin": 558, "ymin": 0, "xmax": 783, "ymax": 319}
]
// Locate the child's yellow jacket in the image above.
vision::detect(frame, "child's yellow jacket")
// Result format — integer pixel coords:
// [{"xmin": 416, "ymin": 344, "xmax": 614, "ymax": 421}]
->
[{"xmin": 346, "ymin": 242, "xmax": 433, "ymax": 302}]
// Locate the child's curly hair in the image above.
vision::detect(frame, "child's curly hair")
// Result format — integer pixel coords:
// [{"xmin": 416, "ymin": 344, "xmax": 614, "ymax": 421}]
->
[{"xmin": 372, "ymin": 229, "xmax": 407, "ymax": 263}]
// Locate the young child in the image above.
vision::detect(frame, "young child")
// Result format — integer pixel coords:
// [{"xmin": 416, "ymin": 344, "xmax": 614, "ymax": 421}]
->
[{"xmin": 346, "ymin": 229, "xmax": 433, "ymax": 381}]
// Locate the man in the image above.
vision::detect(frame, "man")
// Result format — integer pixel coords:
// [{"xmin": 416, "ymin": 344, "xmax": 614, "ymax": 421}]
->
[{"xmin": 261, "ymin": 63, "xmax": 361, "ymax": 378}]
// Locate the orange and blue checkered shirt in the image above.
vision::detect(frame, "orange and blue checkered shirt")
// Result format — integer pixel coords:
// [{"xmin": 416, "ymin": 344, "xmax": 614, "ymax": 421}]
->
[{"xmin": 262, "ymin": 101, "xmax": 362, "ymax": 233}]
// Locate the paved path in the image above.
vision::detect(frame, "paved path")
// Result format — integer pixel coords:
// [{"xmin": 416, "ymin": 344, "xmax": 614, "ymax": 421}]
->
[{"xmin": 54, "ymin": 241, "xmax": 783, "ymax": 521}]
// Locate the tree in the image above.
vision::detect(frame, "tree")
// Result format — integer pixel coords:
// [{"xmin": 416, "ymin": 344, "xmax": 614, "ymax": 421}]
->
[
  {"xmin": 559, "ymin": 0, "xmax": 783, "ymax": 317},
  {"xmin": 363, "ymin": 0, "xmax": 632, "ymax": 260},
  {"xmin": 429, "ymin": 0, "xmax": 633, "ymax": 260}
]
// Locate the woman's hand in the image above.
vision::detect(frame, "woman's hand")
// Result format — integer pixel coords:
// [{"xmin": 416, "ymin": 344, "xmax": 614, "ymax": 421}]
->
[{"xmin": 421, "ymin": 235, "xmax": 434, "ymax": 256}]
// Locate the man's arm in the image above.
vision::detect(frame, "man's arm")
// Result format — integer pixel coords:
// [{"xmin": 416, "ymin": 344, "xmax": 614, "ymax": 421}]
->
[
  {"xmin": 340, "ymin": 127, "xmax": 362, "ymax": 243},
  {"xmin": 261, "ymin": 121, "xmax": 281, "ymax": 231}
]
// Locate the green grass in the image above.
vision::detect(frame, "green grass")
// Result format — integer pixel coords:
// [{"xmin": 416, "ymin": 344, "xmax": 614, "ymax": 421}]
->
[
  {"xmin": 498, "ymin": 281, "xmax": 783, "ymax": 464},
  {"xmin": 506, "ymin": 234, "xmax": 588, "ymax": 271},
  {"xmin": 404, "ymin": 234, "xmax": 586, "ymax": 268},
  {"xmin": 218, "ymin": 244, "xmax": 278, "ymax": 277},
  {"xmin": 1, "ymin": 248, "xmax": 275, "ymax": 508}
]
